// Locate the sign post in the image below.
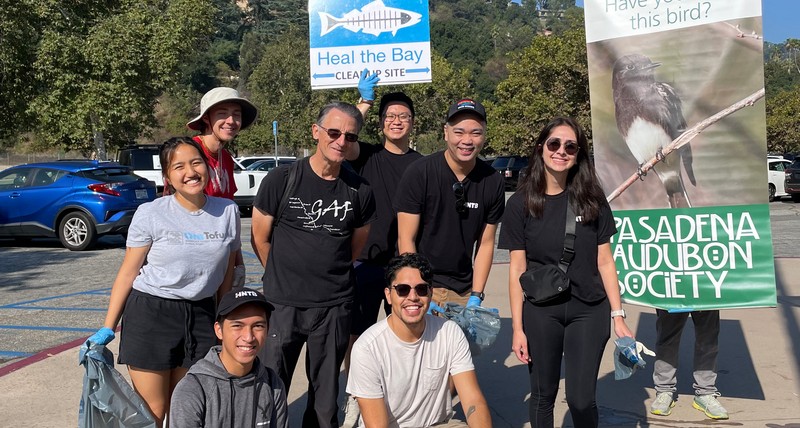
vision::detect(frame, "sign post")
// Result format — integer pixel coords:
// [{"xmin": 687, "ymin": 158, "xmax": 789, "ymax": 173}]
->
[{"xmin": 272, "ymin": 120, "xmax": 279, "ymax": 162}]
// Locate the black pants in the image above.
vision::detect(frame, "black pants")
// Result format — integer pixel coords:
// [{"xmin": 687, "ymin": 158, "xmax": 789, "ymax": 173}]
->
[
  {"xmin": 351, "ymin": 262, "xmax": 390, "ymax": 335},
  {"xmin": 523, "ymin": 294, "xmax": 610, "ymax": 428},
  {"xmin": 261, "ymin": 301, "xmax": 352, "ymax": 428}
]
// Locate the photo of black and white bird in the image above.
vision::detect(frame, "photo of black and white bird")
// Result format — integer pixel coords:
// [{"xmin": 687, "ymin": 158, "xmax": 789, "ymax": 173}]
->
[{"xmin": 612, "ymin": 54, "xmax": 697, "ymax": 209}]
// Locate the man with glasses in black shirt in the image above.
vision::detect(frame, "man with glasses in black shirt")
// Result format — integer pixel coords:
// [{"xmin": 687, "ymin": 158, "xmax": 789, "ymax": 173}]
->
[
  {"xmin": 251, "ymin": 101, "xmax": 376, "ymax": 428},
  {"xmin": 394, "ymin": 98, "xmax": 504, "ymax": 311}
]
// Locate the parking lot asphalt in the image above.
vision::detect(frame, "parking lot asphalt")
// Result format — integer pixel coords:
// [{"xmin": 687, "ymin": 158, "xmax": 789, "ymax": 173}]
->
[{"xmin": 1, "ymin": 200, "xmax": 799, "ymax": 426}]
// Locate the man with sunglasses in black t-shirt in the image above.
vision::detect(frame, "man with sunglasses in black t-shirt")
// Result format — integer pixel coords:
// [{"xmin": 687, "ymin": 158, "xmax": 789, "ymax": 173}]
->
[
  {"xmin": 394, "ymin": 98, "xmax": 505, "ymax": 312},
  {"xmin": 251, "ymin": 101, "xmax": 376, "ymax": 428}
]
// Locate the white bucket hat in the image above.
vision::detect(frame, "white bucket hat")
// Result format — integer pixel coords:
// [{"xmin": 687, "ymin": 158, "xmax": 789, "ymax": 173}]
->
[{"xmin": 187, "ymin": 87, "xmax": 258, "ymax": 131}]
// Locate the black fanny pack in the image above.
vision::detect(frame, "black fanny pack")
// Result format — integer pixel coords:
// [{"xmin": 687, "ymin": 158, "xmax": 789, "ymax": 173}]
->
[{"xmin": 519, "ymin": 195, "xmax": 576, "ymax": 304}]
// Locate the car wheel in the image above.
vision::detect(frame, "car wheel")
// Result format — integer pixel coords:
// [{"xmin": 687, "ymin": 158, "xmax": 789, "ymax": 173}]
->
[
  {"xmin": 793, "ymin": 193, "xmax": 800, "ymax": 203},
  {"xmin": 58, "ymin": 211, "xmax": 98, "ymax": 251},
  {"xmin": 768, "ymin": 184, "xmax": 776, "ymax": 202}
]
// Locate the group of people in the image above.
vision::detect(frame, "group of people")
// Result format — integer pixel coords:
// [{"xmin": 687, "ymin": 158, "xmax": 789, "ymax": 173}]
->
[{"xmin": 87, "ymin": 74, "xmax": 727, "ymax": 428}]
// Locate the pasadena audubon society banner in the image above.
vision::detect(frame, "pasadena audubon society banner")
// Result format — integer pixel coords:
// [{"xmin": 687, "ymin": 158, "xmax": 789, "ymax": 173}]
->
[{"xmin": 584, "ymin": 0, "xmax": 777, "ymax": 311}]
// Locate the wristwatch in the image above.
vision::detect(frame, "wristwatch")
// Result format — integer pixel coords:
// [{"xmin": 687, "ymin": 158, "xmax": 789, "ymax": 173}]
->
[
  {"xmin": 470, "ymin": 291, "xmax": 485, "ymax": 301},
  {"xmin": 610, "ymin": 309, "xmax": 626, "ymax": 319},
  {"xmin": 357, "ymin": 97, "xmax": 374, "ymax": 106}
]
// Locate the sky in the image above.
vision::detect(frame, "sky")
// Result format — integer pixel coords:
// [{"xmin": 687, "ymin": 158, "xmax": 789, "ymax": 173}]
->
[{"xmin": 574, "ymin": 0, "xmax": 798, "ymax": 43}]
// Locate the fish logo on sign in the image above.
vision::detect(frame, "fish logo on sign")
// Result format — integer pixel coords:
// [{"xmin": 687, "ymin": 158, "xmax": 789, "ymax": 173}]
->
[{"xmin": 318, "ymin": 0, "xmax": 422, "ymax": 37}]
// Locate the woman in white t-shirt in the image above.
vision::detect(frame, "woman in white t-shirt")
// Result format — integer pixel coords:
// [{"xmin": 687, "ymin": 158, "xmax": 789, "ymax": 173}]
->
[{"xmin": 88, "ymin": 137, "xmax": 241, "ymax": 426}]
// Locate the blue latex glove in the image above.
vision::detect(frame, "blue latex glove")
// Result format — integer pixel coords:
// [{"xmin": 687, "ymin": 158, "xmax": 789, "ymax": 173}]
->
[
  {"xmin": 88, "ymin": 327, "xmax": 115, "ymax": 345},
  {"xmin": 466, "ymin": 295, "xmax": 482, "ymax": 308},
  {"xmin": 427, "ymin": 301, "xmax": 444, "ymax": 314},
  {"xmin": 358, "ymin": 69, "xmax": 380, "ymax": 101}
]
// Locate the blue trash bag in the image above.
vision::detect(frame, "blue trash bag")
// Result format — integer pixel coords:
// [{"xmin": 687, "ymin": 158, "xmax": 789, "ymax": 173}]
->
[
  {"xmin": 441, "ymin": 303, "xmax": 501, "ymax": 355},
  {"xmin": 613, "ymin": 337, "xmax": 646, "ymax": 381},
  {"xmin": 78, "ymin": 340, "xmax": 157, "ymax": 428}
]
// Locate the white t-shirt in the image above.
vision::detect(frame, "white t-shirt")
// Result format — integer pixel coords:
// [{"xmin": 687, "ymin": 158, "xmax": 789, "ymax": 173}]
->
[
  {"xmin": 127, "ymin": 195, "xmax": 241, "ymax": 300},
  {"xmin": 346, "ymin": 315, "xmax": 474, "ymax": 427}
]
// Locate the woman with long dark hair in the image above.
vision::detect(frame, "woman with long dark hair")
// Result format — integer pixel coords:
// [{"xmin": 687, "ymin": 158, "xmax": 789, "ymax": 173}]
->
[{"xmin": 498, "ymin": 117, "xmax": 633, "ymax": 427}]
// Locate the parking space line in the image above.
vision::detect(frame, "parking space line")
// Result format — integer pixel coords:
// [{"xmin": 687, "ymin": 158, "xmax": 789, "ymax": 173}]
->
[
  {"xmin": 0, "ymin": 351, "xmax": 34, "ymax": 358},
  {"xmin": 0, "ymin": 325, "xmax": 96, "ymax": 332},
  {"xmin": 4, "ymin": 306, "xmax": 106, "ymax": 311},
  {"xmin": 0, "ymin": 288, "xmax": 110, "ymax": 310}
]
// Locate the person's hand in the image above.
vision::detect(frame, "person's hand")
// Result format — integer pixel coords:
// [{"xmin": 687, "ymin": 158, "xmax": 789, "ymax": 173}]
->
[
  {"xmin": 427, "ymin": 301, "xmax": 444, "ymax": 315},
  {"xmin": 466, "ymin": 295, "xmax": 482, "ymax": 308},
  {"xmin": 233, "ymin": 265, "xmax": 246, "ymax": 288},
  {"xmin": 358, "ymin": 69, "xmax": 380, "ymax": 101},
  {"xmin": 613, "ymin": 317, "xmax": 634, "ymax": 339},
  {"xmin": 88, "ymin": 327, "xmax": 115, "ymax": 345},
  {"xmin": 512, "ymin": 329, "xmax": 530, "ymax": 363}
]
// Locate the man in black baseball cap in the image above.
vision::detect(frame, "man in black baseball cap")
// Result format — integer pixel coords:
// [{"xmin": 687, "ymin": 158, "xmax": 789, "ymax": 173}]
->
[
  {"xmin": 394, "ymin": 97, "xmax": 504, "ymax": 317},
  {"xmin": 171, "ymin": 288, "xmax": 287, "ymax": 427}
]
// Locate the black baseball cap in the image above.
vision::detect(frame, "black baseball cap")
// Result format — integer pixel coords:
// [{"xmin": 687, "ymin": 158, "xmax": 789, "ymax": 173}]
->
[
  {"xmin": 379, "ymin": 92, "xmax": 415, "ymax": 118},
  {"xmin": 445, "ymin": 98, "xmax": 486, "ymax": 123},
  {"xmin": 216, "ymin": 288, "xmax": 274, "ymax": 319}
]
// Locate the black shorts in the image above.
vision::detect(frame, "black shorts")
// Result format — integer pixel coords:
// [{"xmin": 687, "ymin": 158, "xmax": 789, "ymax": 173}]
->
[
  {"xmin": 351, "ymin": 262, "xmax": 390, "ymax": 335},
  {"xmin": 118, "ymin": 289, "xmax": 216, "ymax": 371}
]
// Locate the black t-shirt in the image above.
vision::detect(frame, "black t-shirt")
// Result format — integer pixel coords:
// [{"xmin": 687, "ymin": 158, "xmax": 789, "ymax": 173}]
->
[
  {"xmin": 348, "ymin": 141, "xmax": 423, "ymax": 265},
  {"xmin": 497, "ymin": 190, "xmax": 617, "ymax": 303},
  {"xmin": 253, "ymin": 157, "xmax": 377, "ymax": 307},
  {"xmin": 394, "ymin": 151, "xmax": 505, "ymax": 293}
]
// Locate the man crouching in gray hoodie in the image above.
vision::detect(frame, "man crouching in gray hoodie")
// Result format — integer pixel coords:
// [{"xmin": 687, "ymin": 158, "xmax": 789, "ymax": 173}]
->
[{"xmin": 170, "ymin": 288, "xmax": 288, "ymax": 427}]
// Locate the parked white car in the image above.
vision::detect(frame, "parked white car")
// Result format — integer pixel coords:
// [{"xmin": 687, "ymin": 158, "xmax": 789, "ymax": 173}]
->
[
  {"xmin": 768, "ymin": 157, "xmax": 792, "ymax": 202},
  {"xmin": 237, "ymin": 155, "xmax": 296, "ymax": 169},
  {"xmin": 118, "ymin": 145, "xmax": 269, "ymax": 211}
]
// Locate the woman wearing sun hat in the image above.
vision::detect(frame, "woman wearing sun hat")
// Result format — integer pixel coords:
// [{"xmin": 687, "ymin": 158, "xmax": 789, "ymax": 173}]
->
[{"xmin": 187, "ymin": 87, "xmax": 258, "ymax": 286}]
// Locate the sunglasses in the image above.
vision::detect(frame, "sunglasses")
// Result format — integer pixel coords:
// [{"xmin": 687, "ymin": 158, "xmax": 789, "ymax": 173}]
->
[
  {"xmin": 545, "ymin": 138, "xmax": 580, "ymax": 156},
  {"xmin": 390, "ymin": 283, "xmax": 431, "ymax": 297},
  {"xmin": 317, "ymin": 125, "xmax": 359, "ymax": 143},
  {"xmin": 452, "ymin": 181, "xmax": 467, "ymax": 214}
]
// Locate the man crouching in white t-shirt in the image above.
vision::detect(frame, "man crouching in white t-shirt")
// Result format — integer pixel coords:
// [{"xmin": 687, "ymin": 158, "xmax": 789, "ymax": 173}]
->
[{"xmin": 346, "ymin": 253, "xmax": 492, "ymax": 428}]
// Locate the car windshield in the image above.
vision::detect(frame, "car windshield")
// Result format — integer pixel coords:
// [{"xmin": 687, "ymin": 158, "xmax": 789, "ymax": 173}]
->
[
  {"xmin": 119, "ymin": 149, "xmax": 159, "ymax": 169},
  {"xmin": 81, "ymin": 167, "xmax": 141, "ymax": 183},
  {"xmin": 492, "ymin": 157, "xmax": 512, "ymax": 168}
]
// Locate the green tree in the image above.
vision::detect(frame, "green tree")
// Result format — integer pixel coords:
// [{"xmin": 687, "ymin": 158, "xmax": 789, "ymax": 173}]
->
[
  {"xmin": 766, "ymin": 87, "xmax": 800, "ymax": 154},
  {"xmin": 28, "ymin": 0, "xmax": 214, "ymax": 158},
  {"xmin": 0, "ymin": 0, "xmax": 39, "ymax": 147},
  {"xmin": 489, "ymin": 8, "xmax": 589, "ymax": 156}
]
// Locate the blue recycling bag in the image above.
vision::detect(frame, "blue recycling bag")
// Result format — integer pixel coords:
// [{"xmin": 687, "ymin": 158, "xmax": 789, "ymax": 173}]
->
[{"xmin": 78, "ymin": 340, "xmax": 156, "ymax": 428}]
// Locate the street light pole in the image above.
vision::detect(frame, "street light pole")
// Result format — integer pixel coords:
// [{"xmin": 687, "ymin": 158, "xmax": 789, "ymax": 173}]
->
[{"xmin": 272, "ymin": 120, "xmax": 278, "ymax": 162}]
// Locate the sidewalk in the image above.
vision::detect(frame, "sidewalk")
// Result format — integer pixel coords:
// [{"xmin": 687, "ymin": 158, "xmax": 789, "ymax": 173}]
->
[{"xmin": 1, "ymin": 259, "xmax": 798, "ymax": 427}]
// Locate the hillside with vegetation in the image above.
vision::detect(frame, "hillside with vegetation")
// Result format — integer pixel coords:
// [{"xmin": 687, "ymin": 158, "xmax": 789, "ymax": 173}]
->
[{"xmin": 1, "ymin": 0, "xmax": 797, "ymax": 159}]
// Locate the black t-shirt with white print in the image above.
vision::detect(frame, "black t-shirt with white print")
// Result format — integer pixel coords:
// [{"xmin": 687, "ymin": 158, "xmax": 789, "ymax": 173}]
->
[
  {"xmin": 253, "ymin": 157, "xmax": 377, "ymax": 307},
  {"xmin": 394, "ymin": 151, "xmax": 505, "ymax": 294},
  {"xmin": 348, "ymin": 141, "xmax": 423, "ymax": 265}
]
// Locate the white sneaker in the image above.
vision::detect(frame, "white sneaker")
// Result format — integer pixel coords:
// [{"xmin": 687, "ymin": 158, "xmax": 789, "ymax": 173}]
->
[{"xmin": 341, "ymin": 395, "xmax": 360, "ymax": 428}]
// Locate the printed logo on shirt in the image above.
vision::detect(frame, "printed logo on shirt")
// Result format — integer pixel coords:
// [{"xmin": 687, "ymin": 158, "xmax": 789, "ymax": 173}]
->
[
  {"xmin": 289, "ymin": 197, "xmax": 353, "ymax": 232},
  {"xmin": 182, "ymin": 230, "xmax": 228, "ymax": 244},
  {"xmin": 167, "ymin": 231, "xmax": 183, "ymax": 244},
  {"xmin": 576, "ymin": 215, "xmax": 584, "ymax": 223},
  {"xmin": 465, "ymin": 202, "xmax": 479, "ymax": 209}
]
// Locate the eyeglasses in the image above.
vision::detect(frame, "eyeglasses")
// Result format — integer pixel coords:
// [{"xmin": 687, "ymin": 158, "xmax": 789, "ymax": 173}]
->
[
  {"xmin": 390, "ymin": 283, "xmax": 431, "ymax": 297},
  {"xmin": 453, "ymin": 181, "xmax": 467, "ymax": 214},
  {"xmin": 317, "ymin": 125, "xmax": 359, "ymax": 143},
  {"xmin": 545, "ymin": 138, "xmax": 579, "ymax": 156},
  {"xmin": 384, "ymin": 113, "xmax": 412, "ymax": 123}
]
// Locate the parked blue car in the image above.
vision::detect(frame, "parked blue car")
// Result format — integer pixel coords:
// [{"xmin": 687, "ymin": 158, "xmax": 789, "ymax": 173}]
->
[{"xmin": 0, "ymin": 161, "xmax": 156, "ymax": 250}]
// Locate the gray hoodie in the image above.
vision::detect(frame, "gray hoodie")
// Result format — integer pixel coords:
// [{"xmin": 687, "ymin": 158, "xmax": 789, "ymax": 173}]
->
[{"xmin": 170, "ymin": 346, "xmax": 288, "ymax": 428}]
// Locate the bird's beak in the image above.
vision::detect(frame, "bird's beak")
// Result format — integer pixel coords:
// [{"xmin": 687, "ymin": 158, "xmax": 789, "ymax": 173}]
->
[{"xmin": 644, "ymin": 62, "xmax": 661, "ymax": 70}]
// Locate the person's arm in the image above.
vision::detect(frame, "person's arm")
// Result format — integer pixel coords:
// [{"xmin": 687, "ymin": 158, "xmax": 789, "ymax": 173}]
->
[
  {"xmin": 217, "ymin": 252, "xmax": 236, "ymax": 302},
  {"xmin": 471, "ymin": 223, "xmax": 498, "ymax": 297},
  {"xmin": 272, "ymin": 377, "xmax": 290, "ymax": 428},
  {"xmin": 351, "ymin": 224, "xmax": 371, "ymax": 262},
  {"xmin": 355, "ymin": 397, "xmax": 390, "ymax": 428},
  {"xmin": 396, "ymin": 212, "xmax": 420, "ymax": 254},
  {"xmin": 598, "ymin": 242, "xmax": 633, "ymax": 339},
  {"xmin": 451, "ymin": 370, "xmax": 492, "ymax": 427},
  {"xmin": 102, "ymin": 246, "xmax": 150, "ymax": 330},
  {"xmin": 250, "ymin": 207, "xmax": 275, "ymax": 268},
  {"xmin": 169, "ymin": 376, "xmax": 205, "ymax": 427},
  {"xmin": 508, "ymin": 250, "xmax": 530, "ymax": 363},
  {"xmin": 346, "ymin": 139, "xmax": 362, "ymax": 161}
]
